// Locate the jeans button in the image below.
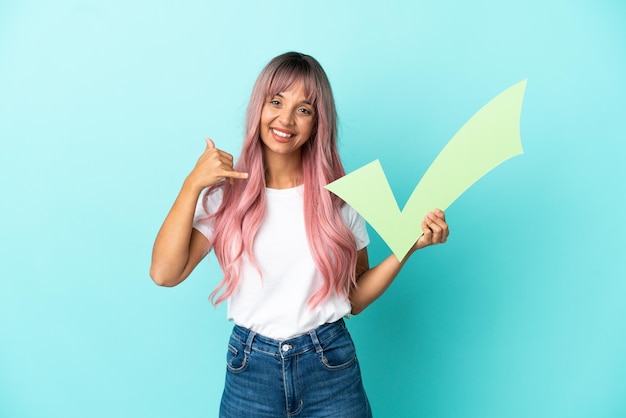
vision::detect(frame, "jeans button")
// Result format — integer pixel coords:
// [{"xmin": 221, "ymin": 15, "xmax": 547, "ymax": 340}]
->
[{"xmin": 281, "ymin": 343, "xmax": 292, "ymax": 352}]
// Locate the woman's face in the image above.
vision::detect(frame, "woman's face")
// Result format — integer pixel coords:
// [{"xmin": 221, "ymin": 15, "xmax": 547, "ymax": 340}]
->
[{"xmin": 259, "ymin": 79, "xmax": 316, "ymax": 163}]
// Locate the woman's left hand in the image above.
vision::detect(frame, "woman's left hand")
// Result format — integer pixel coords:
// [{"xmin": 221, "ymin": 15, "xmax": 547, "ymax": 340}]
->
[{"xmin": 412, "ymin": 209, "xmax": 449, "ymax": 252}]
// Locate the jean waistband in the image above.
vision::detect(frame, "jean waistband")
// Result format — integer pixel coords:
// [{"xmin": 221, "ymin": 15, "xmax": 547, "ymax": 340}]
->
[{"xmin": 230, "ymin": 319, "xmax": 347, "ymax": 357}]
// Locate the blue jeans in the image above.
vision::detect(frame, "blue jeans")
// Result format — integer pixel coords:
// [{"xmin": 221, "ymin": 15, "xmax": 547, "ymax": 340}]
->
[{"xmin": 220, "ymin": 319, "xmax": 372, "ymax": 417}]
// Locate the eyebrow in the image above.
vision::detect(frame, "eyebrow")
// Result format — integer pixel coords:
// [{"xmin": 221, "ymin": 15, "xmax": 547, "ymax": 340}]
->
[{"xmin": 275, "ymin": 92, "xmax": 312, "ymax": 106}]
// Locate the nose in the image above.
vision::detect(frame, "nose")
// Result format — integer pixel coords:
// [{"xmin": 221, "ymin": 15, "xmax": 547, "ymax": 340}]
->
[{"xmin": 278, "ymin": 107, "xmax": 295, "ymax": 126}]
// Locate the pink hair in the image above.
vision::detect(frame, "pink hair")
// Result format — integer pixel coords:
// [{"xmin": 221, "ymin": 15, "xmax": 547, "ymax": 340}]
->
[{"xmin": 205, "ymin": 52, "xmax": 357, "ymax": 307}]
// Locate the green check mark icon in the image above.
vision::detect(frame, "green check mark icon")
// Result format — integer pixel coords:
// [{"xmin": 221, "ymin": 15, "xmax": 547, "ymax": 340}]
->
[{"xmin": 325, "ymin": 80, "xmax": 527, "ymax": 260}]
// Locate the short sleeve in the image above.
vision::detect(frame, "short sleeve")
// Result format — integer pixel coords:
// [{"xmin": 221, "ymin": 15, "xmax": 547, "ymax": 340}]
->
[
  {"xmin": 340, "ymin": 203, "xmax": 370, "ymax": 250},
  {"xmin": 192, "ymin": 187, "xmax": 224, "ymax": 241}
]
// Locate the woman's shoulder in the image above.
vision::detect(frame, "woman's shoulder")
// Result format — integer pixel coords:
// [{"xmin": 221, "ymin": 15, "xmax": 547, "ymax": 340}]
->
[
  {"xmin": 339, "ymin": 202, "xmax": 369, "ymax": 248},
  {"xmin": 339, "ymin": 202, "xmax": 364, "ymax": 227},
  {"xmin": 198, "ymin": 185, "xmax": 225, "ymax": 214},
  {"xmin": 339, "ymin": 201, "xmax": 358, "ymax": 218}
]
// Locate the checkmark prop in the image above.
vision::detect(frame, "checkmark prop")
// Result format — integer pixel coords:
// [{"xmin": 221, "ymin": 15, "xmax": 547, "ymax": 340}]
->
[{"xmin": 325, "ymin": 79, "xmax": 527, "ymax": 260}]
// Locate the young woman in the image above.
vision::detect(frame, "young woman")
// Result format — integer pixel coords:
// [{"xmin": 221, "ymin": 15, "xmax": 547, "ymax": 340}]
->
[{"xmin": 150, "ymin": 52, "xmax": 449, "ymax": 417}]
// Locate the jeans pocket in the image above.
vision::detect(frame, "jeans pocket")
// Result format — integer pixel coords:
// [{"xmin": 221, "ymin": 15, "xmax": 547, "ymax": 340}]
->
[
  {"xmin": 319, "ymin": 329, "xmax": 357, "ymax": 371},
  {"xmin": 226, "ymin": 340, "xmax": 249, "ymax": 374}
]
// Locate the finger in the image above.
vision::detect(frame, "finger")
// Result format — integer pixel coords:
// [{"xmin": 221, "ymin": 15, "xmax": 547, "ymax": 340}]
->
[
  {"xmin": 205, "ymin": 138, "xmax": 215, "ymax": 149},
  {"xmin": 426, "ymin": 210, "xmax": 445, "ymax": 223},
  {"xmin": 217, "ymin": 159, "xmax": 237, "ymax": 175},
  {"xmin": 217, "ymin": 150, "xmax": 234, "ymax": 162},
  {"xmin": 427, "ymin": 211, "xmax": 448, "ymax": 243},
  {"xmin": 221, "ymin": 169, "xmax": 249, "ymax": 180},
  {"xmin": 430, "ymin": 222, "xmax": 444, "ymax": 243},
  {"xmin": 441, "ymin": 222, "xmax": 449, "ymax": 242},
  {"xmin": 432, "ymin": 211, "xmax": 449, "ymax": 242}
]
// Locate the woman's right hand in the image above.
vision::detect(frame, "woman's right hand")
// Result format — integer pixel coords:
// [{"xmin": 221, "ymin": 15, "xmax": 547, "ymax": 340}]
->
[
  {"xmin": 186, "ymin": 138, "xmax": 249, "ymax": 190},
  {"xmin": 151, "ymin": 138, "xmax": 247, "ymax": 287}
]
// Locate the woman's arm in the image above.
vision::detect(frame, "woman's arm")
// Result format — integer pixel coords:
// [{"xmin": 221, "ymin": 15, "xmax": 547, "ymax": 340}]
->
[
  {"xmin": 349, "ymin": 209, "xmax": 449, "ymax": 315},
  {"xmin": 150, "ymin": 182, "xmax": 209, "ymax": 287},
  {"xmin": 149, "ymin": 139, "xmax": 248, "ymax": 287}
]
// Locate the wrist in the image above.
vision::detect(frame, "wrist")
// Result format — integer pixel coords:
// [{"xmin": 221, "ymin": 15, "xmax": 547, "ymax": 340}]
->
[
  {"xmin": 411, "ymin": 235, "xmax": 425, "ymax": 253},
  {"xmin": 182, "ymin": 175, "xmax": 205, "ymax": 196}
]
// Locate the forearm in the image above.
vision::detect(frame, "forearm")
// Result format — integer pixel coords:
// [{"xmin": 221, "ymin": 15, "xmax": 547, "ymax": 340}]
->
[
  {"xmin": 349, "ymin": 209, "xmax": 450, "ymax": 314},
  {"xmin": 349, "ymin": 250, "xmax": 413, "ymax": 315},
  {"xmin": 150, "ymin": 179, "xmax": 205, "ymax": 286}
]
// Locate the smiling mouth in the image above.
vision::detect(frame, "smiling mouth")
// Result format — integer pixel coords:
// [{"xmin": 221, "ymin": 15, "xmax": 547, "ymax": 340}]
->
[{"xmin": 272, "ymin": 128, "xmax": 294, "ymax": 138}]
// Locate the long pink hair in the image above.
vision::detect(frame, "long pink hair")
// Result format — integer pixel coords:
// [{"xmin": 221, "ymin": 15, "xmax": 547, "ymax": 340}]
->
[{"xmin": 205, "ymin": 52, "xmax": 357, "ymax": 307}]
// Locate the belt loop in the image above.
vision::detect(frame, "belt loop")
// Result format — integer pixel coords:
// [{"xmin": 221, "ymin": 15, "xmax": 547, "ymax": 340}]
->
[
  {"xmin": 244, "ymin": 329, "xmax": 256, "ymax": 355},
  {"xmin": 309, "ymin": 329, "xmax": 323, "ymax": 354}
]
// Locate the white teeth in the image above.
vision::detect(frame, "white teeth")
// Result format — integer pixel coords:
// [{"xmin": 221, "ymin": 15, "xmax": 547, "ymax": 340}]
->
[{"xmin": 272, "ymin": 129, "xmax": 293, "ymax": 138}]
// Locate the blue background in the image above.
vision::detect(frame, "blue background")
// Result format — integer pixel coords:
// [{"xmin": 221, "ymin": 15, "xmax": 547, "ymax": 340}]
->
[{"xmin": 1, "ymin": 1, "xmax": 625, "ymax": 417}]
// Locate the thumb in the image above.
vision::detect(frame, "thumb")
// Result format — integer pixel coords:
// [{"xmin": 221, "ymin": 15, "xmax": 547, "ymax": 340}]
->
[{"xmin": 205, "ymin": 138, "xmax": 215, "ymax": 149}]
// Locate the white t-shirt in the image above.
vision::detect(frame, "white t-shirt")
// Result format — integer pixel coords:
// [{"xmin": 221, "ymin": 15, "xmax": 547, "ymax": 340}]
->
[{"xmin": 193, "ymin": 184, "xmax": 369, "ymax": 340}]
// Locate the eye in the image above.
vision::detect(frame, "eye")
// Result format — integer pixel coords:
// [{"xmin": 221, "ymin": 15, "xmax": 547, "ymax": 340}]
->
[
  {"xmin": 298, "ymin": 107, "xmax": 313, "ymax": 115},
  {"xmin": 270, "ymin": 99, "xmax": 281, "ymax": 106}
]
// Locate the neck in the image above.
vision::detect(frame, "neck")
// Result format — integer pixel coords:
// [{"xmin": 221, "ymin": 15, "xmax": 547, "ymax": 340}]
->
[{"xmin": 264, "ymin": 152, "xmax": 303, "ymax": 189}]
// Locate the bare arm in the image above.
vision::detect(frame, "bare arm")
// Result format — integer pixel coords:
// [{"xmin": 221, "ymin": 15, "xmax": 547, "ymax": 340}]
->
[
  {"xmin": 149, "ymin": 139, "xmax": 248, "ymax": 287},
  {"xmin": 349, "ymin": 209, "xmax": 449, "ymax": 315},
  {"xmin": 150, "ymin": 181, "xmax": 209, "ymax": 287}
]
